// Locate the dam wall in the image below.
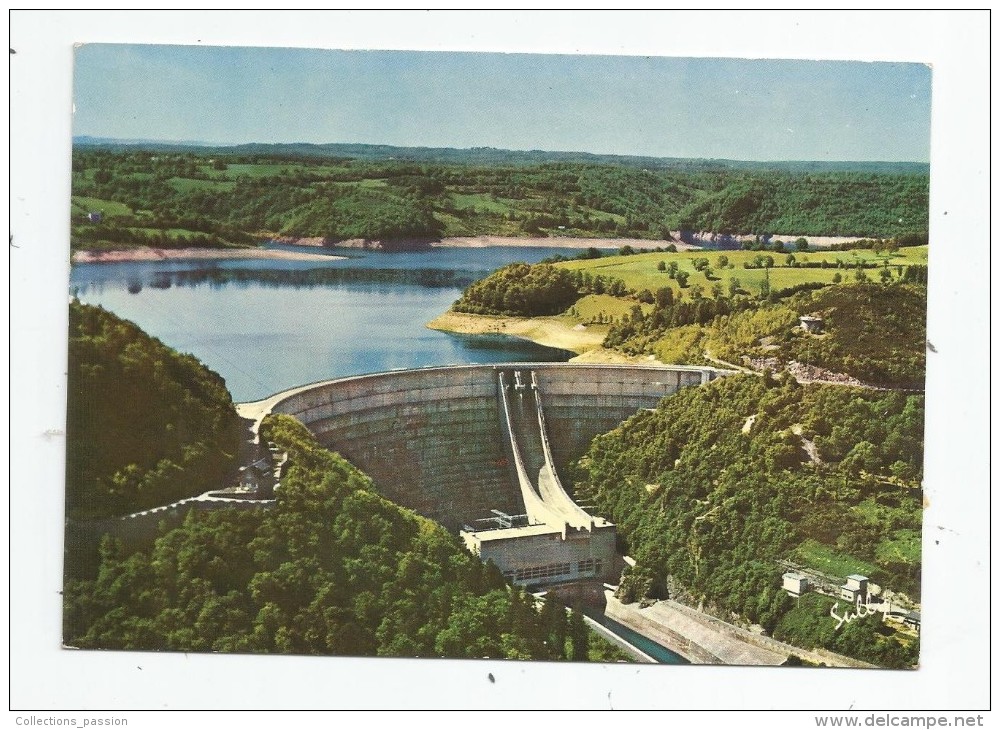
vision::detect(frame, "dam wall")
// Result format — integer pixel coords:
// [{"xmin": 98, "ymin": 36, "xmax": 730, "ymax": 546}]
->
[
  {"xmin": 534, "ymin": 366, "xmax": 708, "ymax": 470},
  {"xmin": 269, "ymin": 363, "xmax": 719, "ymax": 531}
]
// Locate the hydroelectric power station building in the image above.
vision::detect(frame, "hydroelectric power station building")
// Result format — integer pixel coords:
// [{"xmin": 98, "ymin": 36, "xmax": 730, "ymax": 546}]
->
[{"xmin": 246, "ymin": 363, "xmax": 724, "ymax": 589}]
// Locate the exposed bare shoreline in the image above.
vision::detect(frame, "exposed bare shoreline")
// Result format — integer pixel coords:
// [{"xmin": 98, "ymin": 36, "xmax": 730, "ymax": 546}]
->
[
  {"xmin": 71, "ymin": 247, "xmax": 346, "ymax": 264},
  {"xmin": 433, "ymin": 233, "xmax": 867, "ymax": 250},
  {"xmin": 426, "ymin": 310, "xmax": 667, "ymax": 367},
  {"xmin": 432, "ymin": 235, "xmax": 700, "ymax": 251},
  {"xmin": 72, "ymin": 231, "xmax": 870, "ymax": 264}
]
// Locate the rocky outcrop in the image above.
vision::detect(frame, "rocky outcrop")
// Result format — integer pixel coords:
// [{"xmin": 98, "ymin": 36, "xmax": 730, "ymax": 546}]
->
[
  {"xmin": 265, "ymin": 235, "xmax": 437, "ymax": 251},
  {"xmin": 333, "ymin": 238, "xmax": 436, "ymax": 251},
  {"xmin": 266, "ymin": 235, "xmax": 334, "ymax": 247}
]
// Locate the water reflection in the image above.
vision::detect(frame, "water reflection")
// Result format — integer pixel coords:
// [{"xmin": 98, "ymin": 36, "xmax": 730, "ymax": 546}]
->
[{"xmin": 69, "ymin": 246, "xmax": 578, "ymax": 402}]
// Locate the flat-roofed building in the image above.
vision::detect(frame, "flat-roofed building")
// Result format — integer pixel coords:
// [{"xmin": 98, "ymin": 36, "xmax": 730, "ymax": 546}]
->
[
  {"xmin": 782, "ymin": 572, "xmax": 809, "ymax": 597},
  {"xmin": 840, "ymin": 574, "xmax": 869, "ymax": 602},
  {"xmin": 461, "ymin": 519, "xmax": 617, "ymax": 588}
]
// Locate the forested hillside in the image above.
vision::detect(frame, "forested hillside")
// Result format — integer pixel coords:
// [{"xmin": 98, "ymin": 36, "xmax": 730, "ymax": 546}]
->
[
  {"xmin": 66, "ymin": 302, "xmax": 243, "ymax": 520},
  {"xmin": 64, "ymin": 415, "xmax": 621, "ymax": 661},
  {"xmin": 449, "ymin": 244, "xmax": 927, "ymax": 389},
  {"xmin": 70, "ymin": 147, "xmax": 928, "ymax": 251},
  {"xmin": 606, "ymin": 282, "xmax": 928, "ymax": 388},
  {"xmin": 570, "ymin": 374, "xmax": 922, "ymax": 668}
]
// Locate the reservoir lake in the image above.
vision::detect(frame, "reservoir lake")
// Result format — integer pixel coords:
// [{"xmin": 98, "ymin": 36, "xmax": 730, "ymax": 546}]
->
[{"xmin": 70, "ymin": 245, "xmax": 579, "ymax": 402}]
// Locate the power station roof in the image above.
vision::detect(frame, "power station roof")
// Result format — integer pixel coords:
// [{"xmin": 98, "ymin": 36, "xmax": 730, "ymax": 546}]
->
[{"xmin": 462, "ymin": 523, "xmax": 563, "ymax": 542}]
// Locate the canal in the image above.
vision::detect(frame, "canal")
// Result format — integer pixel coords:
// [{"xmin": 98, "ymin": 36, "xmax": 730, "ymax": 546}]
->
[{"xmin": 583, "ymin": 608, "xmax": 690, "ymax": 664}]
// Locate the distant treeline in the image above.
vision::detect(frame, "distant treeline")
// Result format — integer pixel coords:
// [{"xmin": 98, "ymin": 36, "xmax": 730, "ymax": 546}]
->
[
  {"xmin": 71, "ymin": 148, "xmax": 929, "ymax": 250},
  {"xmin": 74, "ymin": 138, "xmax": 931, "ymax": 175},
  {"xmin": 72, "ymin": 222, "xmax": 254, "ymax": 250}
]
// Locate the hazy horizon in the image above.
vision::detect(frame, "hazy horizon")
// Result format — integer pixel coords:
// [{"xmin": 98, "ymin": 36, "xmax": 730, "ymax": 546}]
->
[
  {"xmin": 73, "ymin": 135, "xmax": 930, "ymax": 167},
  {"xmin": 74, "ymin": 45, "xmax": 932, "ymax": 164}
]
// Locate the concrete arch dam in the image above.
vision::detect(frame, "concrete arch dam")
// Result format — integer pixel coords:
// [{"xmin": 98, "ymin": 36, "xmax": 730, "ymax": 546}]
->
[{"xmin": 259, "ymin": 363, "xmax": 722, "ymax": 585}]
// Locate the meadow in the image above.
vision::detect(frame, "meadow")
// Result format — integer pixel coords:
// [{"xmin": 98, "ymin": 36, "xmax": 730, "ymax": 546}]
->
[{"xmin": 555, "ymin": 246, "xmax": 929, "ymax": 301}]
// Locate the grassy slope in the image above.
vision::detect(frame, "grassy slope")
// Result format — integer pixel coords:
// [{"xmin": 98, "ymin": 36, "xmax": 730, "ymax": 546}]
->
[
  {"xmin": 70, "ymin": 196, "xmax": 133, "ymax": 217},
  {"xmin": 535, "ymin": 249, "xmax": 928, "ymax": 387},
  {"xmin": 556, "ymin": 247, "xmax": 928, "ymax": 299}
]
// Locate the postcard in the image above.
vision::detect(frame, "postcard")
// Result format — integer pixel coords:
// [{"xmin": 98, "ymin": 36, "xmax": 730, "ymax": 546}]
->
[
  {"xmin": 11, "ymin": 12, "xmax": 991, "ymax": 712},
  {"xmin": 62, "ymin": 43, "xmax": 931, "ymax": 674}
]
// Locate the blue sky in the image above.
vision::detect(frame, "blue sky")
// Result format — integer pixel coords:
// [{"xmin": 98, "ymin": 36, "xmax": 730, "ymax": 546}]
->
[{"xmin": 74, "ymin": 44, "xmax": 931, "ymax": 162}]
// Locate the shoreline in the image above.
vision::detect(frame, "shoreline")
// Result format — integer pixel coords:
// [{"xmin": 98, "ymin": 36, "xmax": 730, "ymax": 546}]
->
[
  {"xmin": 434, "ymin": 233, "xmax": 869, "ymax": 250},
  {"xmin": 432, "ymin": 235, "xmax": 700, "ymax": 251},
  {"xmin": 426, "ymin": 310, "xmax": 667, "ymax": 367},
  {"xmin": 71, "ymin": 229, "xmax": 875, "ymax": 264},
  {"xmin": 427, "ymin": 311, "xmax": 604, "ymax": 354},
  {"xmin": 71, "ymin": 247, "xmax": 347, "ymax": 264}
]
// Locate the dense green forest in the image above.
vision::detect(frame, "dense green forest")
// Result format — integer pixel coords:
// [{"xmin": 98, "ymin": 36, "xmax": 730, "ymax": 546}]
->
[
  {"xmin": 453, "ymin": 262, "xmax": 635, "ymax": 317},
  {"xmin": 64, "ymin": 414, "xmax": 626, "ymax": 662},
  {"xmin": 570, "ymin": 373, "xmax": 922, "ymax": 668},
  {"xmin": 606, "ymin": 282, "xmax": 927, "ymax": 388},
  {"xmin": 772, "ymin": 593, "xmax": 916, "ymax": 668},
  {"xmin": 453, "ymin": 263, "xmax": 583, "ymax": 316},
  {"xmin": 70, "ymin": 146, "xmax": 928, "ymax": 251},
  {"xmin": 66, "ymin": 302, "xmax": 243, "ymax": 521}
]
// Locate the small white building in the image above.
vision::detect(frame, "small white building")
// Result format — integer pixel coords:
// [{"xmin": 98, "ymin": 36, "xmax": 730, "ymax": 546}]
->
[
  {"xmin": 782, "ymin": 572, "xmax": 809, "ymax": 597},
  {"xmin": 840, "ymin": 574, "xmax": 869, "ymax": 603}
]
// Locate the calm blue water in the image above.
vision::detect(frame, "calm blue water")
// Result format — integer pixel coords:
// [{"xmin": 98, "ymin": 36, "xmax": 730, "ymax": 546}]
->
[
  {"xmin": 270, "ymin": 243, "xmax": 585, "ymax": 272},
  {"xmin": 69, "ymin": 245, "xmax": 581, "ymax": 402}
]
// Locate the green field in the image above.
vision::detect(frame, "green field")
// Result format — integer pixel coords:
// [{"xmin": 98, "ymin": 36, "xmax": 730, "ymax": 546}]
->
[
  {"xmin": 218, "ymin": 163, "xmax": 297, "ymax": 178},
  {"xmin": 70, "ymin": 196, "xmax": 133, "ymax": 218},
  {"xmin": 556, "ymin": 246, "xmax": 929, "ymax": 298},
  {"xmin": 434, "ymin": 210, "xmax": 524, "ymax": 238},
  {"xmin": 875, "ymin": 529, "xmax": 922, "ymax": 565},
  {"xmin": 563, "ymin": 293, "xmax": 653, "ymax": 323},
  {"xmin": 451, "ymin": 192, "xmax": 518, "ymax": 215},
  {"xmin": 168, "ymin": 177, "xmax": 236, "ymax": 193},
  {"xmin": 792, "ymin": 539, "xmax": 878, "ymax": 579},
  {"xmin": 433, "ymin": 212, "xmax": 474, "ymax": 236}
]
